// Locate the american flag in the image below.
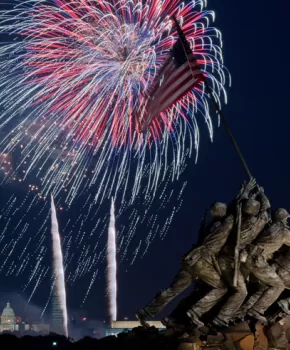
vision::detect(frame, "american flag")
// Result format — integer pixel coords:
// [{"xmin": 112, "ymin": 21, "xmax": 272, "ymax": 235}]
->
[{"xmin": 143, "ymin": 32, "xmax": 203, "ymax": 129}]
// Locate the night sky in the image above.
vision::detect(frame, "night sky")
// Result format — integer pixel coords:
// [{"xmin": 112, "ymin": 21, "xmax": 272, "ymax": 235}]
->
[{"xmin": 0, "ymin": 0, "xmax": 290, "ymax": 325}]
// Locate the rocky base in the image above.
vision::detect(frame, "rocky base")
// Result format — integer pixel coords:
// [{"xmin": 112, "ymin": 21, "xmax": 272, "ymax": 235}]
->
[
  {"xmin": 175, "ymin": 316, "xmax": 290, "ymax": 349},
  {"xmin": 123, "ymin": 316, "xmax": 290, "ymax": 350}
]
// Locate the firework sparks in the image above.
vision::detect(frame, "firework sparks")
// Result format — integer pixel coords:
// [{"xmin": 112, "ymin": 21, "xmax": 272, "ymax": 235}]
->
[
  {"xmin": 0, "ymin": 165, "xmax": 186, "ymax": 305},
  {"xmin": 51, "ymin": 195, "xmax": 68, "ymax": 337},
  {"xmin": 107, "ymin": 197, "xmax": 117, "ymax": 322},
  {"xmin": 0, "ymin": 0, "xmax": 228, "ymax": 204}
]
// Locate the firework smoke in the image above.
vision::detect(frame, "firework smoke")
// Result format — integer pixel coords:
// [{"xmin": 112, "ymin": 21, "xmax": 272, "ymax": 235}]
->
[
  {"xmin": 107, "ymin": 197, "xmax": 117, "ymax": 322},
  {"xmin": 51, "ymin": 195, "xmax": 68, "ymax": 337}
]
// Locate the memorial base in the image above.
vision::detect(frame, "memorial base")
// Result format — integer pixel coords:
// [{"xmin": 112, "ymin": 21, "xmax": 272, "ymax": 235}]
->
[{"xmin": 177, "ymin": 316, "xmax": 290, "ymax": 349}]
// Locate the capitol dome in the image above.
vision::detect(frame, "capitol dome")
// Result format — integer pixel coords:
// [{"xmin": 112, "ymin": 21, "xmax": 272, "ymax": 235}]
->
[{"xmin": 1, "ymin": 302, "xmax": 16, "ymax": 325}]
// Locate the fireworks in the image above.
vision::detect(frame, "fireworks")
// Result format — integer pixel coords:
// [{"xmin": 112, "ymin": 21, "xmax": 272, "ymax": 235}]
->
[
  {"xmin": 51, "ymin": 195, "xmax": 68, "ymax": 337},
  {"xmin": 0, "ymin": 0, "xmax": 229, "ymax": 309},
  {"xmin": 107, "ymin": 198, "xmax": 117, "ymax": 322},
  {"xmin": 0, "ymin": 0, "xmax": 228, "ymax": 204}
]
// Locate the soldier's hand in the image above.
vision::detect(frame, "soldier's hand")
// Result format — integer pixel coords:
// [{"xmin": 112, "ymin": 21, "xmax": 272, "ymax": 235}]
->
[
  {"xmin": 247, "ymin": 178, "xmax": 257, "ymax": 190},
  {"xmin": 239, "ymin": 178, "xmax": 257, "ymax": 199}
]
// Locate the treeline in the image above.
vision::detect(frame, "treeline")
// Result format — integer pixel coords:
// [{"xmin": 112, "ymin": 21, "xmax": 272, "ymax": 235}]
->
[{"xmin": 0, "ymin": 327, "xmax": 179, "ymax": 350}]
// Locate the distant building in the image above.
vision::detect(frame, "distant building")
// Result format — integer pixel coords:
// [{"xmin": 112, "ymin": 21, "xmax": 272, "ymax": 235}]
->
[
  {"xmin": 0, "ymin": 302, "xmax": 50, "ymax": 334},
  {"xmin": 106, "ymin": 320, "xmax": 165, "ymax": 336},
  {"xmin": 30, "ymin": 323, "xmax": 50, "ymax": 335},
  {"xmin": 0, "ymin": 302, "xmax": 29, "ymax": 333},
  {"xmin": 0, "ymin": 302, "xmax": 16, "ymax": 332}
]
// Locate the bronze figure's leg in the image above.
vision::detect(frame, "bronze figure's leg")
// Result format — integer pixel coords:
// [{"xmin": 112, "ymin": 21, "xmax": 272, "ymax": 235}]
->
[
  {"xmin": 276, "ymin": 266, "xmax": 290, "ymax": 289},
  {"xmin": 248, "ymin": 262, "xmax": 284, "ymax": 320},
  {"xmin": 137, "ymin": 268, "xmax": 193, "ymax": 323},
  {"xmin": 186, "ymin": 258, "xmax": 227, "ymax": 326},
  {"xmin": 165, "ymin": 280, "xmax": 210, "ymax": 329},
  {"xmin": 214, "ymin": 268, "xmax": 247, "ymax": 326},
  {"xmin": 278, "ymin": 296, "xmax": 290, "ymax": 315},
  {"xmin": 276, "ymin": 266, "xmax": 290, "ymax": 315},
  {"xmin": 235, "ymin": 284, "xmax": 267, "ymax": 320}
]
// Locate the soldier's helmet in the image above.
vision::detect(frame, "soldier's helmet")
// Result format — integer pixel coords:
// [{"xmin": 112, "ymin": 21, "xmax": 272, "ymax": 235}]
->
[
  {"xmin": 273, "ymin": 208, "xmax": 290, "ymax": 222},
  {"xmin": 242, "ymin": 198, "xmax": 261, "ymax": 216},
  {"xmin": 210, "ymin": 202, "xmax": 227, "ymax": 218}
]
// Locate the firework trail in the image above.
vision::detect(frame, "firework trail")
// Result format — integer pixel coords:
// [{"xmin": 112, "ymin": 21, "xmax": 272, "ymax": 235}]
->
[
  {"xmin": 51, "ymin": 195, "xmax": 68, "ymax": 337},
  {"xmin": 107, "ymin": 197, "xmax": 117, "ymax": 322},
  {"xmin": 0, "ymin": 0, "xmax": 229, "ymax": 204},
  {"xmin": 0, "ymin": 173, "xmax": 184, "ymax": 304}
]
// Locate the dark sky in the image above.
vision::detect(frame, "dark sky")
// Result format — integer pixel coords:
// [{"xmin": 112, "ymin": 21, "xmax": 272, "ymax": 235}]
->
[{"xmin": 1, "ymin": 0, "xmax": 290, "ymax": 324}]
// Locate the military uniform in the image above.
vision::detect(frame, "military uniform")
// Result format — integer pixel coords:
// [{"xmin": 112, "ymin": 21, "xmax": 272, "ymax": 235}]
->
[
  {"xmin": 242, "ymin": 221, "xmax": 290, "ymax": 317},
  {"xmin": 233, "ymin": 248, "xmax": 290, "ymax": 318},
  {"xmin": 141, "ymin": 215, "xmax": 234, "ymax": 318},
  {"xmin": 214, "ymin": 192, "xmax": 270, "ymax": 324},
  {"xmin": 275, "ymin": 249, "xmax": 290, "ymax": 288},
  {"xmin": 273, "ymin": 249, "xmax": 290, "ymax": 314}
]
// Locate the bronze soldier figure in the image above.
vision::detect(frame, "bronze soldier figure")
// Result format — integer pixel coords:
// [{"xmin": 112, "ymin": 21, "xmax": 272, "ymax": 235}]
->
[
  {"xmin": 238, "ymin": 208, "xmax": 290, "ymax": 323},
  {"xmin": 139, "ymin": 180, "xmax": 255, "ymax": 328},
  {"xmin": 136, "ymin": 200, "xmax": 232, "ymax": 327},
  {"xmin": 212, "ymin": 187, "xmax": 270, "ymax": 327},
  {"xmin": 271, "ymin": 247, "xmax": 290, "ymax": 315},
  {"xmin": 233, "ymin": 246, "xmax": 290, "ymax": 321}
]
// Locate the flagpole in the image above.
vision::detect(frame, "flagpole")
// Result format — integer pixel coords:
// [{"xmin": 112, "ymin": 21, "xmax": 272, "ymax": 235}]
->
[{"xmin": 172, "ymin": 16, "xmax": 252, "ymax": 180}]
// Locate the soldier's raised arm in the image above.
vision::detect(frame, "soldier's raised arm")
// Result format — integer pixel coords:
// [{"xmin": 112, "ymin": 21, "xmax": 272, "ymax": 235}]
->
[
  {"xmin": 227, "ymin": 178, "xmax": 257, "ymax": 214},
  {"xmin": 256, "ymin": 187, "xmax": 271, "ymax": 213},
  {"xmin": 238, "ymin": 178, "xmax": 257, "ymax": 200}
]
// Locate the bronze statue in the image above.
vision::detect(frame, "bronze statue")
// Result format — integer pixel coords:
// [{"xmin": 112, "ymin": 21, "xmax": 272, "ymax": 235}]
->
[
  {"xmin": 275, "ymin": 247, "xmax": 290, "ymax": 315},
  {"xmin": 212, "ymin": 186, "xmax": 270, "ymax": 327},
  {"xmin": 136, "ymin": 200, "xmax": 231, "ymax": 327},
  {"xmin": 237, "ymin": 208, "xmax": 290, "ymax": 324},
  {"xmin": 136, "ymin": 180, "xmax": 255, "ymax": 327},
  {"xmin": 136, "ymin": 179, "xmax": 290, "ymax": 349},
  {"xmin": 233, "ymin": 246, "xmax": 290, "ymax": 322}
]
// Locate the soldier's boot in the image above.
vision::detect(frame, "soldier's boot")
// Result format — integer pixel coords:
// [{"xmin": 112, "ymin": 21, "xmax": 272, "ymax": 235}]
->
[
  {"xmin": 233, "ymin": 308, "xmax": 247, "ymax": 321},
  {"xmin": 278, "ymin": 299, "xmax": 290, "ymax": 315},
  {"xmin": 212, "ymin": 316, "xmax": 230, "ymax": 328},
  {"xmin": 136, "ymin": 309, "xmax": 151, "ymax": 328},
  {"xmin": 247, "ymin": 309, "xmax": 268, "ymax": 325},
  {"xmin": 234, "ymin": 285, "xmax": 267, "ymax": 322},
  {"xmin": 161, "ymin": 316, "xmax": 186, "ymax": 332},
  {"xmin": 186, "ymin": 309, "xmax": 204, "ymax": 327}
]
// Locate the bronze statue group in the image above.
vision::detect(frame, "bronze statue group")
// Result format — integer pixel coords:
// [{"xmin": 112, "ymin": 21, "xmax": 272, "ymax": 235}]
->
[{"xmin": 136, "ymin": 179, "xmax": 290, "ymax": 333}]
